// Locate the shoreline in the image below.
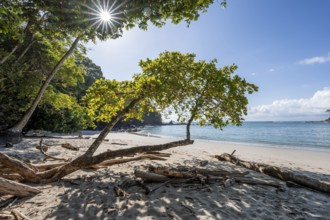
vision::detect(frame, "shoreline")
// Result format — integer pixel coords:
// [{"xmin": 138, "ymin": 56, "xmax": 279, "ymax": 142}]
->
[
  {"xmin": 137, "ymin": 131, "xmax": 330, "ymax": 153},
  {"xmin": 1, "ymin": 132, "xmax": 329, "ymax": 219},
  {"xmin": 104, "ymin": 132, "xmax": 330, "ymax": 175}
]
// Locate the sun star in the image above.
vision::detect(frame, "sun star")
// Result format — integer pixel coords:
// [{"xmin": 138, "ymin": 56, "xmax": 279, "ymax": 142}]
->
[
  {"xmin": 82, "ymin": 0, "xmax": 127, "ymax": 34},
  {"xmin": 99, "ymin": 10, "xmax": 112, "ymax": 22}
]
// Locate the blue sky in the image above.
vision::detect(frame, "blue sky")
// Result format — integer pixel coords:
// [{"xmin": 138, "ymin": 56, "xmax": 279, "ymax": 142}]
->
[{"xmin": 86, "ymin": 0, "xmax": 330, "ymax": 121}]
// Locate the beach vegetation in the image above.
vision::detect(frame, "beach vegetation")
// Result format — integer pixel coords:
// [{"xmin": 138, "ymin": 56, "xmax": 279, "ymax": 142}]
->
[
  {"xmin": 139, "ymin": 51, "xmax": 258, "ymax": 140},
  {"xmin": 1, "ymin": 0, "xmax": 225, "ymax": 142}
]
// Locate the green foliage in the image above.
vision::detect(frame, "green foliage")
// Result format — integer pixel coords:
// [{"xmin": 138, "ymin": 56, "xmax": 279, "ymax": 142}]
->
[
  {"xmin": 83, "ymin": 77, "xmax": 154, "ymax": 124},
  {"xmin": 1, "ymin": 0, "xmax": 226, "ymax": 133},
  {"xmin": 0, "ymin": 32, "xmax": 92, "ymax": 131},
  {"xmin": 139, "ymin": 51, "xmax": 258, "ymax": 129},
  {"xmin": 27, "ymin": 103, "xmax": 92, "ymax": 133},
  {"xmin": 83, "ymin": 50, "xmax": 257, "ymax": 134},
  {"xmin": 34, "ymin": 0, "xmax": 225, "ymax": 41},
  {"xmin": 75, "ymin": 57, "xmax": 104, "ymax": 99}
]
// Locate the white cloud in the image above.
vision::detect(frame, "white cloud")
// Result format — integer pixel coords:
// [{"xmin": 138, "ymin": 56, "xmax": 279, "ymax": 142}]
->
[
  {"xmin": 247, "ymin": 88, "xmax": 330, "ymax": 121},
  {"xmin": 299, "ymin": 53, "xmax": 330, "ymax": 65},
  {"xmin": 268, "ymin": 68, "xmax": 275, "ymax": 72},
  {"xmin": 251, "ymin": 72, "xmax": 256, "ymax": 76}
]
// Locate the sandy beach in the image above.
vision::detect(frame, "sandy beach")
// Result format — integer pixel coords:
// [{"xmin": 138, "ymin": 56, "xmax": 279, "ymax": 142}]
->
[{"xmin": 1, "ymin": 132, "xmax": 330, "ymax": 219}]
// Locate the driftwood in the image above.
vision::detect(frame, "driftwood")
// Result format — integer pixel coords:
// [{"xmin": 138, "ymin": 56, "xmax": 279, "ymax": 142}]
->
[
  {"xmin": 0, "ymin": 196, "xmax": 17, "ymax": 209},
  {"xmin": 143, "ymin": 151, "xmax": 171, "ymax": 157},
  {"xmin": 91, "ymin": 155, "xmax": 167, "ymax": 169},
  {"xmin": 149, "ymin": 165, "xmax": 249, "ymax": 178},
  {"xmin": 135, "ymin": 169, "xmax": 170, "ymax": 182},
  {"xmin": 136, "ymin": 165, "xmax": 284, "ymax": 190},
  {"xmin": 11, "ymin": 210, "xmax": 31, "ymax": 220},
  {"xmin": 0, "ymin": 177, "xmax": 41, "ymax": 197},
  {"xmin": 0, "ymin": 139, "xmax": 192, "ymax": 183},
  {"xmin": 38, "ymin": 139, "xmax": 69, "ymax": 162},
  {"xmin": 33, "ymin": 163, "xmax": 67, "ymax": 171},
  {"xmin": 35, "ymin": 145, "xmax": 48, "ymax": 152},
  {"xmin": 32, "ymin": 154, "xmax": 168, "ymax": 171},
  {"xmin": 135, "ymin": 169, "xmax": 220, "ymax": 185},
  {"xmin": 61, "ymin": 143, "xmax": 79, "ymax": 151},
  {"xmin": 0, "ymin": 174, "xmax": 24, "ymax": 182},
  {"xmin": 234, "ymin": 177, "xmax": 281, "ymax": 188},
  {"xmin": 215, "ymin": 153, "xmax": 330, "ymax": 194}
]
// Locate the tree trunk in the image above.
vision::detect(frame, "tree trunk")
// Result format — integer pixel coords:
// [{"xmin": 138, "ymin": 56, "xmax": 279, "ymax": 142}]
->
[
  {"xmin": 47, "ymin": 139, "xmax": 193, "ymax": 181},
  {"xmin": 215, "ymin": 153, "xmax": 330, "ymax": 194},
  {"xmin": 0, "ymin": 139, "xmax": 193, "ymax": 183},
  {"xmin": 0, "ymin": 177, "xmax": 41, "ymax": 197},
  {"xmin": 186, "ymin": 101, "xmax": 200, "ymax": 140},
  {"xmin": 15, "ymin": 36, "xmax": 36, "ymax": 64},
  {"xmin": 84, "ymin": 98, "xmax": 141, "ymax": 157},
  {"xmin": 186, "ymin": 117, "xmax": 193, "ymax": 141},
  {"xmin": 7, "ymin": 37, "xmax": 80, "ymax": 137},
  {"xmin": 134, "ymin": 169, "xmax": 170, "ymax": 182},
  {"xmin": 0, "ymin": 45, "xmax": 19, "ymax": 65}
]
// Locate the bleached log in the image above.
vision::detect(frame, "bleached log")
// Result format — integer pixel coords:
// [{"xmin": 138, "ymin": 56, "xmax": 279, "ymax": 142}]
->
[
  {"xmin": 215, "ymin": 153, "xmax": 330, "ymax": 194},
  {"xmin": 91, "ymin": 155, "xmax": 166, "ymax": 169},
  {"xmin": 134, "ymin": 169, "xmax": 170, "ymax": 182},
  {"xmin": 149, "ymin": 165, "xmax": 249, "ymax": 178},
  {"xmin": 61, "ymin": 143, "xmax": 79, "ymax": 151},
  {"xmin": 0, "ymin": 177, "xmax": 41, "ymax": 197}
]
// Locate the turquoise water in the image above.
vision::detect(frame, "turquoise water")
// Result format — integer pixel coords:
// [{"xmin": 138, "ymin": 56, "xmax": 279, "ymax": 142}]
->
[{"xmin": 140, "ymin": 122, "xmax": 330, "ymax": 152}]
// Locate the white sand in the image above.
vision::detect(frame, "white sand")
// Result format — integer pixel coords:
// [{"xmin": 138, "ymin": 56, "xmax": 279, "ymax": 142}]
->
[{"xmin": 1, "ymin": 132, "xmax": 330, "ymax": 219}]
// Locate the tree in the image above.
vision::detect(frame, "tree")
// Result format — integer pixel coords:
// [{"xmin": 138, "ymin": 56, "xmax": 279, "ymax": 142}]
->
[
  {"xmin": 326, "ymin": 109, "xmax": 330, "ymax": 122},
  {"xmin": 4, "ymin": 0, "xmax": 226, "ymax": 141},
  {"xmin": 0, "ymin": 49, "xmax": 258, "ymax": 184},
  {"xmin": 139, "ymin": 51, "xmax": 258, "ymax": 140},
  {"xmin": 0, "ymin": 33, "xmax": 90, "ymax": 133},
  {"xmin": 75, "ymin": 57, "xmax": 104, "ymax": 99}
]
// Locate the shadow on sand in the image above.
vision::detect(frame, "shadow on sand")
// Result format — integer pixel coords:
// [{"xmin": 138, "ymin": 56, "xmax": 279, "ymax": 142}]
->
[{"xmin": 37, "ymin": 159, "xmax": 330, "ymax": 220}]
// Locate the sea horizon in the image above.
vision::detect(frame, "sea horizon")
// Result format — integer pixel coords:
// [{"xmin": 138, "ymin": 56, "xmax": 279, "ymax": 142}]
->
[{"xmin": 139, "ymin": 121, "xmax": 330, "ymax": 152}]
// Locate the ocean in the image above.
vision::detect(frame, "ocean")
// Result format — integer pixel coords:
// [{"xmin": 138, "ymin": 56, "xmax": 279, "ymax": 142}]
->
[{"xmin": 140, "ymin": 122, "xmax": 330, "ymax": 152}]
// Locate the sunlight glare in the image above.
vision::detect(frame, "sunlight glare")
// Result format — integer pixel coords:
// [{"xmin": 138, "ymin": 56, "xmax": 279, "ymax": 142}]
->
[
  {"xmin": 100, "ymin": 10, "xmax": 111, "ymax": 22},
  {"xmin": 82, "ymin": 0, "xmax": 127, "ymax": 34}
]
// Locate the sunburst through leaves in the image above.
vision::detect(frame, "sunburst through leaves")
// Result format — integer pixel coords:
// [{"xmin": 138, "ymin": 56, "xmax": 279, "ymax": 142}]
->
[{"xmin": 83, "ymin": 0, "xmax": 126, "ymax": 34}]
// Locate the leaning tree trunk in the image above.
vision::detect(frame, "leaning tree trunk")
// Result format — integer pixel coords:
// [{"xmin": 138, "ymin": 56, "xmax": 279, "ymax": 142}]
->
[
  {"xmin": 15, "ymin": 36, "xmax": 36, "ymax": 64},
  {"xmin": 84, "ymin": 98, "xmax": 142, "ymax": 157},
  {"xmin": 6, "ymin": 37, "xmax": 80, "ymax": 143},
  {"xmin": 0, "ymin": 45, "xmax": 19, "ymax": 65},
  {"xmin": 0, "ymin": 21, "xmax": 32, "ymax": 66},
  {"xmin": 0, "ymin": 139, "xmax": 193, "ymax": 183},
  {"xmin": 47, "ymin": 98, "xmax": 142, "ymax": 180}
]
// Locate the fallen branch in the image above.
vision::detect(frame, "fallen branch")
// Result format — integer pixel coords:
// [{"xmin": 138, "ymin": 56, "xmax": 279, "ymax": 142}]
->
[
  {"xmin": 0, "ymin": 139, "xmax": 192, "ymax": 183},
  {"xmin": 11, "ymin": 210, "xmax": 31, "ymax": 220},
  {"xmin": 149, "ymin": 165, "xmax": 249, "ymax": 178},
  {"xmin": 110, "ymin": 142, "xmax": 127, "ymax": 146},
  {"xmin": 38, "ymin": 139, "xmax": 69, "ymax": 162},
  {"xmin": 61, "ymin": 143, "xmax": 79, "ymax": 151},
  {"xmin": 0, "ymin": 174, "xmax": 24, "ymax": 182},
  {"xmin": 33, "ymin": 163, "xmax": 66, "ymax": 172},
  {"xmin": 234, "ymin": 177, "xmax": 281, "ymax": 188},
  {"xmin": 34, "ymin": 154, "xmax": 168, "ymax": 171},
  {"xmin": 90, "ymin": 155, "xmax": 167, "ymax": 169},
  {"xmin": 134, "ymin": 169, "xmax": 170, "ymax": 182},
  {"xmin": 0, "ymin": 196, "xmax": 17, "ymax": 209},
  {"xmin": 215, "ymin": 153, "xmax": 330, "ymax": 194},
  {"xmin": 0, "ymin": 177, "xmax": 41, "ymax": 197},
  {"xmin": 147, "ymin": 180, "xmax": 172, "ymax": 195},
  {"xmin": 143, "ymin": 151, "xmax": 171, "ymax": 157}
]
